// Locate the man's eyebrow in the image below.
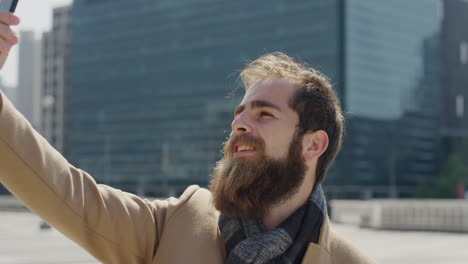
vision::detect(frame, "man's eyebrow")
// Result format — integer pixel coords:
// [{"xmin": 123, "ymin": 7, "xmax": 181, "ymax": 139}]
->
[
  {"xmin": 234, "ymin": 100, "xmax": 281, "ymax": 116},
  {"xmin": 234, "ymin": 105, "xmax": 245, "ymax": 116},
  {"xmin": 251, "ymin": 100, "xmax": 281, "ymax": 111}
]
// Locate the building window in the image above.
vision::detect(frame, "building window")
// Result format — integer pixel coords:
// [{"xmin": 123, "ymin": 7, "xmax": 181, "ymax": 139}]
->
[
  {"xmin": 461, "ymin": 41, "xmax": 468, "ymax": 65},
  {"xmin": 456, "ymin": 94, "xmax": 464, "ymax": 118}
]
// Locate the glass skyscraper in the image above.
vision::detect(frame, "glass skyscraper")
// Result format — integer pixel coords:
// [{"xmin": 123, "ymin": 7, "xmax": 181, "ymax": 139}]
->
[
  {"xmin": 67, "ymin": 0, "xmax": 441, "ymax": 198},
  {"xmin": 440, "ymin": 0, "xmax": 468, "ymax": 162},
  {"xmin": 330, "ymin": 0, "xmax": 441, "ymax": 198},
  {"xmin": 41, "ymin": 5, "xmax": 71, "ymax": 154},
  {"xmin": 68, "ymin": 0, "xmax": 341, "ymax": 196}
]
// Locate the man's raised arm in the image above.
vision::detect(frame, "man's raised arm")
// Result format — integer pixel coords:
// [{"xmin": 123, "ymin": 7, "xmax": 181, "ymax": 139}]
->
[{"xmin": 0, "ymin": 13, "xmax": 162, "ymax": 263}]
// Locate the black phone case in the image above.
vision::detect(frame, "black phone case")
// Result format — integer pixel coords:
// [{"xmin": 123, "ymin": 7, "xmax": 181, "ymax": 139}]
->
[{"xmin": 10, "ymin": 0, "xmax": 18, "ymax": 12}]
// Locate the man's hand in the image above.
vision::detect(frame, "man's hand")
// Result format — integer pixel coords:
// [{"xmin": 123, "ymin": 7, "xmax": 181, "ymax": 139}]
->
[{"xmin": 0, "ymin": 11, "xmax": 20, "ymax": 70}]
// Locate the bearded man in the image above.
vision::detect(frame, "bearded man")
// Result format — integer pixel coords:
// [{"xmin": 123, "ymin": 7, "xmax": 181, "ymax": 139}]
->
[{"xmin": 0, "ymin": 12, "xmax": 372, "ymax": 264}]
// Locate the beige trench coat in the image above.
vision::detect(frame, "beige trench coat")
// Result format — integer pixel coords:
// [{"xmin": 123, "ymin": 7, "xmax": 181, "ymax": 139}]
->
[{"xmin": 0, "ymin": 92, "xmax": 374, "ymax": 264}]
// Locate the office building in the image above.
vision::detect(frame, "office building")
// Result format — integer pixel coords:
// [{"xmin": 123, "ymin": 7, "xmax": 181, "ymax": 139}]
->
[
  {"xmin": 330, "ymin": 0, "xmax": 441, "ymax": 198},
  {"xmin": 41, "ymin": 5, "xmax": 72, "ymax": 153},
  {"xmin": 16, "ymin": 31, "xmax": 42, "ymax": 129},
  {"xmin": 68, "ymin": 0, "xmax": 441, "ymax": 198},
  {"xmin": 440, "ymin": 0, "xmax": 468, "ymax": 158},
  {"xmin": 68, "ymin": 0, "xmax": 341, "ymax": 196}
]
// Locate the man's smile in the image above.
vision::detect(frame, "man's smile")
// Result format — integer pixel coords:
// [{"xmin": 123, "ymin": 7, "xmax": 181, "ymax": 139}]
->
[{"xmin": 233, "ymin": 142, "xmax": 257, "ymax": 158}]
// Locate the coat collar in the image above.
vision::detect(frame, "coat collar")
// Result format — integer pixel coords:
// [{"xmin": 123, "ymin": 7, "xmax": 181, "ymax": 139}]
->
[{"xmin": 301, "ymin": 215, "xmax": 332, "ymax": 263}]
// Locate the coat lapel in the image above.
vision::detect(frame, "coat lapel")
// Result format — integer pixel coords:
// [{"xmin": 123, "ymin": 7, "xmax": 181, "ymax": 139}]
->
[
  {"xmin": 301, "ymin": 216, "xmax": 332, "ymax": 264},
  {"xmin": 152, "ymin": 188, "xmax": 225, "ymax": 264}
]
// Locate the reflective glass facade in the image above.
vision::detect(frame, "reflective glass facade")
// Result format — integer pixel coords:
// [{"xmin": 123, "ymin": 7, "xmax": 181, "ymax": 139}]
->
[
  {"xmin": 41, "ymin": 6, "xmax": 71, "ymax": 154},
  {"xmin": 68, "ymin": 0, "xmax": 340, "ymax": 196},
  {"xmin": 441, "ymin": 0, "xmax": 468, "ymax": 143},
  {"xmin": 345, "ymin": 0, "xmax": 440, "ymax": 119},
  {"xmin": 68, "ymin": 0, "xmax": 442, "ymax": 198},
  {"xmin": 331, "ymin": 0, "xmax": 441, "ymax": 197}
]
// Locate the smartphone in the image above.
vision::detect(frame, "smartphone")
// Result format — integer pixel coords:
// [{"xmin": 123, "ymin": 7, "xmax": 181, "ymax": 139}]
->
[{"xmin": 0, "ymin": 0, "xmax": 18, "ymax": 12}]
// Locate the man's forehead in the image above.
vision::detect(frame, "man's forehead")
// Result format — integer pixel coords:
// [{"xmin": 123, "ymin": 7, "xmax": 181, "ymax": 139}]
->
[{"xmin": 242, "ymin": 77, "xmax": 297, "ymax": 104}]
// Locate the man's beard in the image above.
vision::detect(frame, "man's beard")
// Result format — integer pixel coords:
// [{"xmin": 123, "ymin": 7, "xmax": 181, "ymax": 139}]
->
[{"xmin": 209, "ymin": 132, "xmax": 306, "ymax": 218}]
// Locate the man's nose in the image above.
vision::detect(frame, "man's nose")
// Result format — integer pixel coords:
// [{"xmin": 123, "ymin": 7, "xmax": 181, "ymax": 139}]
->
[{"xmin": 231, "ymin": 114, "xmax": 252, "ymax": 135}]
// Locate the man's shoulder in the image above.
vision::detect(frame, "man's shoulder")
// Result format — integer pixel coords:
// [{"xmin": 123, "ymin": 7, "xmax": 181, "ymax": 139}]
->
[
  {"xmin": 151, "ymin": 185, "xmax": 221, "ymax": 247},
  {"xmin": 326, "ymin": 227, "xmax": 375, "ymax": 264},
  {"xmin": 148, "ymin": 185, "xmax": 217, "ymax": 232},
  {"xmin": 164, "ymin": 185, "xmax": 217, "ymax": 220},
  {"xmin": 179, "ymin": 185, "xmax": 212, "ymax": 203},
  {"xmin": 150, "ymin": 186, "xmax": 225, "ymax": 262}
]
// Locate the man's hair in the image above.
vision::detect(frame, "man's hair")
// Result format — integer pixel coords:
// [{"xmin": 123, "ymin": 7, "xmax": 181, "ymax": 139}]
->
[{"xmin": 240, "ymin": 52, "xmax": 345, "ymax": 183}]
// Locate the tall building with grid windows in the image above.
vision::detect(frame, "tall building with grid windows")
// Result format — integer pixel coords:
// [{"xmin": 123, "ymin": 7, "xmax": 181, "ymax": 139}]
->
[
  {"xmin": 440, "ymin": 0, "xmax": 468, "ymax": 160},
  {"xmin": 41, "ymin": 5, "xmax": 72, "ymax": 154},
  {"xmin": 68, "ymin": 0, "xmax": 341, "ymax": 196},
  {"xmin": 331, "ymin": 0, "xmax": 441, "ymax": 198},
  {"xmin": 67, "ymin": 0, "xmax": 441, "ymax": 198}
]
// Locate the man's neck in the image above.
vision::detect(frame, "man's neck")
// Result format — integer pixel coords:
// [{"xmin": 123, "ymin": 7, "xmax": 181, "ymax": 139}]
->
[{"xmin": 262, "ymin": 176, "xmax": 315, "ymax": 230}]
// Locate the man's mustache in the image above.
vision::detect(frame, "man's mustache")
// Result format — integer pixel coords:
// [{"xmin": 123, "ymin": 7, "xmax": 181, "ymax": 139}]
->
[{"xmin": 224, "ymin": 134, "xmax": 265, "ymax": 157}]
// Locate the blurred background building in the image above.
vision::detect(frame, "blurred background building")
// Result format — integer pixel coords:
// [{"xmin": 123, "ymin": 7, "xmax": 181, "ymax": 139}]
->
[
  {"xmin": 41, "ymin": 5, "xmax": 71, "ymax": 154},
  {"xmin": 67, "ymin": 0, "xmax": 341, "ymax": 196},
  {"xmin": 65, "ymin": 0, "xmax": 447, "ymax": 197},
  {"xmin": 331, "ymin": 0, "xmax": 441, "ymax": 198},
  {"xmin": 16, "ymin": 31, "xmax": 42, "ymax": 129},
  {"xmin": 440, "ymin": 0, "xmax": 468, "ymax": 158}
]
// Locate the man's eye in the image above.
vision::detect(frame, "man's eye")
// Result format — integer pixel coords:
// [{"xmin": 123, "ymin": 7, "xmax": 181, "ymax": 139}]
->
[{"xmin": 259, "ymin": 112, "xmax": 274, "ymax": 118}]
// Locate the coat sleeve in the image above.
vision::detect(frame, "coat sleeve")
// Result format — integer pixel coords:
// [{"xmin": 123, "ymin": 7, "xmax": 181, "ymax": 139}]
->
[{"xmin": 0, "ymin": 91, "xmax": 163, "ymax": 264}]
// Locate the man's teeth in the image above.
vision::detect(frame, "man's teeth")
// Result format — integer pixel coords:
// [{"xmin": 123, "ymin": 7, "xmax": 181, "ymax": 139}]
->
[{"xmin": 237, "ymin": 145, "xmax": 254, "ymax": 152}]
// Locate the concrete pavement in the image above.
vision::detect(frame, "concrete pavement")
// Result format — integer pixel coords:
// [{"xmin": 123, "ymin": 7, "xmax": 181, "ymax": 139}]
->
[
  {"xmin": 1, "ymin": 212, "xmax": 467, "ymax": 264},
  {"xmin": 0, "ymin": 212, "xmax": 98, "ymax": 264},
  {"xmin": 334, "ymin": 223, "xmax": 468, "ymax": 264}
]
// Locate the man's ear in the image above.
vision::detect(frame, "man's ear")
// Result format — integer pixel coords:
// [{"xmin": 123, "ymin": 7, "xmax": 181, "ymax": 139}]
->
[{"xmin": 302, "ymin": 130, "xmax": 329, "ymax": 160}]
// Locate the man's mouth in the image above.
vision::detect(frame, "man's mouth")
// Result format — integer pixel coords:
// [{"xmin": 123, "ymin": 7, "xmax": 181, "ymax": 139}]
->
[{"xmin": 233, "ymin": 143, "xmax": 257, "ymax": 157}]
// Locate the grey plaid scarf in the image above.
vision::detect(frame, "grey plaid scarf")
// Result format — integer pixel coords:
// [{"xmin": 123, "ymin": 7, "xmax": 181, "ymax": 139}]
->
[{"xmin": 219, "ymin": 184, "xmax": 327, "ymax": 264}]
